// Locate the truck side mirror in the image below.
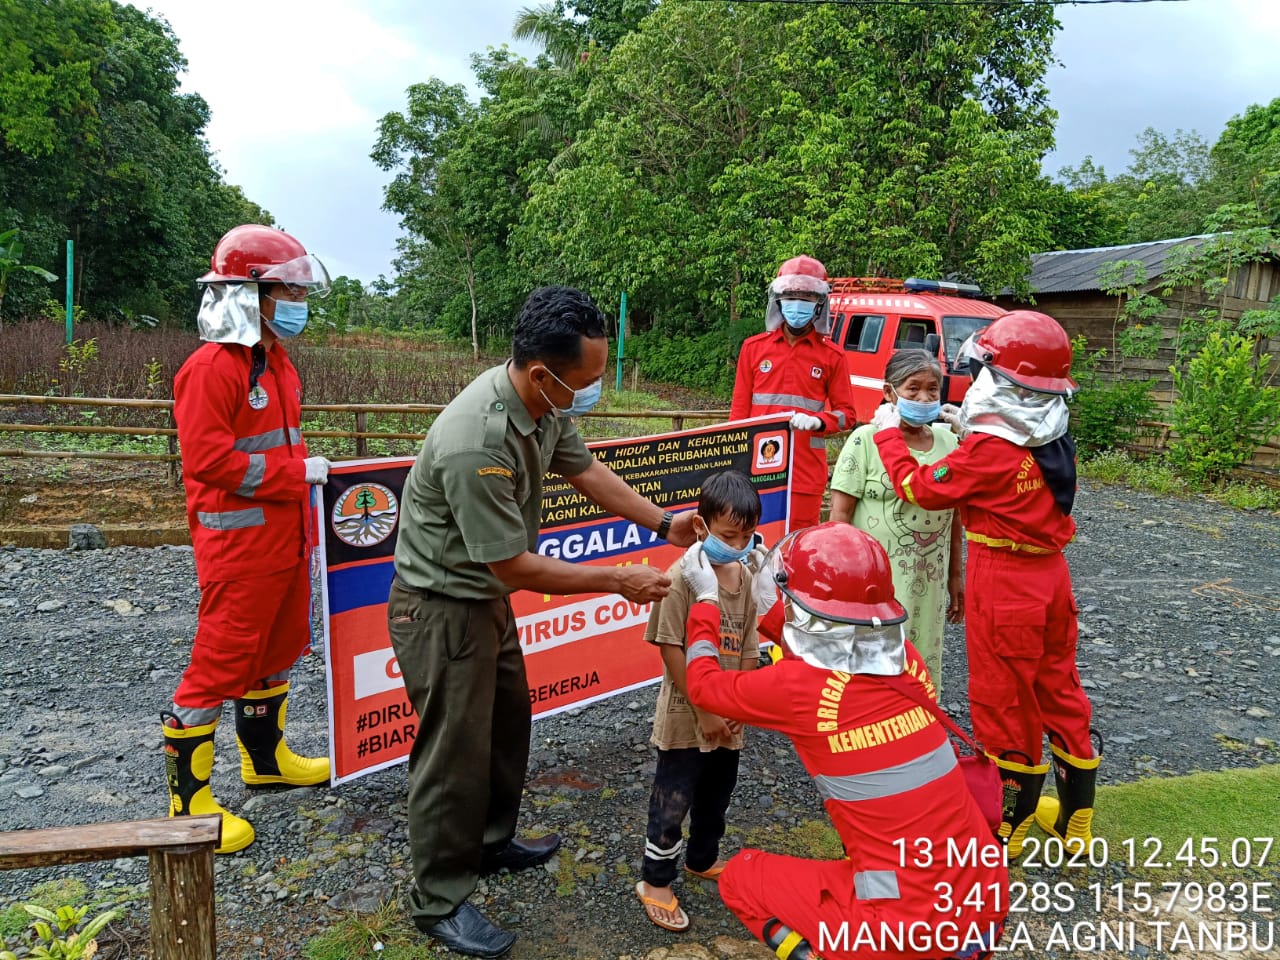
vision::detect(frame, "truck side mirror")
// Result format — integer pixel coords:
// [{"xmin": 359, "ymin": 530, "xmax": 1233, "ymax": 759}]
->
[{"xmin": 923, "ymin": 333, "xmax": 941, "ymax": 357}]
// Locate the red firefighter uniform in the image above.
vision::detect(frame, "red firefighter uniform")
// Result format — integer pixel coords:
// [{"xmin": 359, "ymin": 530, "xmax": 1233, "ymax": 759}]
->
[
  {"xmin": 874, "ymin": 430, "xmax": 1092, "ymax": 763},
  {"xmin": 731, "ymin": 328, "xmax": 856, "ymax": 528},
  {"xmin": 172, "ymin": 340, "xmax": 313, "ymax": 708},
  {"xmin": 684, "ymin": 602, "xmax": 1008, "ymax": 960}
]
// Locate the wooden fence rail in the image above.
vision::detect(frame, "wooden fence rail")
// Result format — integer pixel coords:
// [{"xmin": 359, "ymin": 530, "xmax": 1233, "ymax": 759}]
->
[
  {"xmin": 0, "ymin": 394, "xmax": 731, "ymax": 464},
  {"xmin": 0, "ymin": 814, "xmax": 221, "ymax": 960}
]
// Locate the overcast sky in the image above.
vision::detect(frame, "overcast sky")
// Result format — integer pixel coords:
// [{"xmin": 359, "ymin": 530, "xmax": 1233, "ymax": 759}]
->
[{"xmin": 137, "ymin": 0, "xmax": 1280, "ymax": 283}]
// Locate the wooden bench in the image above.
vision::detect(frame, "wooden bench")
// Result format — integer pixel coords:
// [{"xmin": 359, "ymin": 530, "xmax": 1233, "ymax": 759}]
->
[{"xmin": 0, "ymin": 815, "xmax": 220, "ymax": 959}]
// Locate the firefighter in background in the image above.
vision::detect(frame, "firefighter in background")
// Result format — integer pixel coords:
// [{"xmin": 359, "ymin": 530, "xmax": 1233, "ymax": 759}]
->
[
  {"xmin": 163, "ymin": 225, "xmax": 333, "ymax": 854},
  {"xmin": 872, "ymin": 310, "xmax": 1099, "ymax": 858},
  {"xmin": 681, "ymin": 525, "xmax": 1008, "ymax": 960},
  {"xmin": 731, "ymin": 255, "xmax": 857, "ymax": 529}
]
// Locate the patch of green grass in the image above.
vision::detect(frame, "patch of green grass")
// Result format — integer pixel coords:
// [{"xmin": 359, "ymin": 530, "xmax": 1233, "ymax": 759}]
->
[
  {"xmin": 1081, "ymin": 451, "xmax": 1280, "ymax": 511},
  {"xmin": 304, "ymin": 899, "xmax": 443, "ymax": 960},
  {"xmin": 743, "ymin": 817, "xmax": 845, "ymax": 860},
  {"xmin": 1092, "ymin": 763, "xmax": 1280, "ymax": 882},
  {"xmin": 1215, "ymin": 480, "xmax": 1280, "ymax": 511}
]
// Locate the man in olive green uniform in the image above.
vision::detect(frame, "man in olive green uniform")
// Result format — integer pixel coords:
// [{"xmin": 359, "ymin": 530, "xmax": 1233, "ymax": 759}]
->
[{"xmin": 390, "ymin": 286, "xmax": 696, "ymax": 958}]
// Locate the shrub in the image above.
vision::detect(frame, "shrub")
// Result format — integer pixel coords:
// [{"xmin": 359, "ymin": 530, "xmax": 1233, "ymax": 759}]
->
[
  {"xmin": 1168, "ymin": 331, "xmax": 1280, "ymax": 482},
  {"xmin": 1068, "ymin": 338, "xmax": 1156, "ymax": 458},
  {"xmin": 630, "ymin": 329, "xmax": 737, "ymax": 399}
]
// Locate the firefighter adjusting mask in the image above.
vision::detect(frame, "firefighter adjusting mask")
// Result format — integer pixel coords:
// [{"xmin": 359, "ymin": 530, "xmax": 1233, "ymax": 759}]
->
[{"xmin": 958, "ymin": 363, "xmax": 1069, "ymax": 448}]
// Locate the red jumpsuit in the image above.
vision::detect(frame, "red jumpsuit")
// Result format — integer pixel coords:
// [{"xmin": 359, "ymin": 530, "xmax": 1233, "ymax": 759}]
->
[
  {"xmin": 172, "ymin": 341, "xmax": 313, "ymax": 709},
  {"xmin": 874, "ymin": 430, "xmax": 1092, "ymax": 763},
  {"xmin": 684, "ymin": 604, "xmax": 1007, "ymax": 960},
  {"xmin": 731, "ymin": 328, "xmax": 856, "ymax": 529}
]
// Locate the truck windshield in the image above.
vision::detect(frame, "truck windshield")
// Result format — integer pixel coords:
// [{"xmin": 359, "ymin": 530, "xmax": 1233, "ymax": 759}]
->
[{"xmin": 941, "ymin": 316, "xmax": 992, "ymax": 371}]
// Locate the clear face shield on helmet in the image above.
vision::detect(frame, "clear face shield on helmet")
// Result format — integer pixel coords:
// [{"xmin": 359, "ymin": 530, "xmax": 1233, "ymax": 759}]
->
[
  {"xmin": 764, "ymin": 290, "xmax": 832, "ymax": 335},
  {"xmin": 761, "ymin": 533, "xmax": 908, "ymax": 676},
  {"xmin": 194, "ymin": 255, "xmax": 332, "ymax": 345}
]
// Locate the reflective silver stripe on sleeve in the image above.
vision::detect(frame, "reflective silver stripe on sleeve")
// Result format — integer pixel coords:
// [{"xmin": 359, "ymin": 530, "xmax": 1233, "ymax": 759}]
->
[
  {"xmin": 288, "ymin": 426, "xmax": 301, "ymax": 445},
  {"xmin": 233, "ymin": 428, "xmax": 291, "ymax": 453},
  {"xmin": 197, "ymin": 507, "xmax": 266, "ymax": 530},
  {"xmin": 834, "ymin": 411, "xmax": 847, "ymax": 429},
  {"xmin": 751, "ymin": 393, "xmax": 825, "ymax": 412},
  {"xmin": 854, "ymin": 870, "xmax": 901, "ymax": 900},
  {"xmin": 810, "ymin": 436, "xmax": 827, "ymax": 449},
  {"xmin": 686, "ymin": 639, "xmax": 720, "ymax": 663},
  {"xmin": 236, "ymin": 453, "xmax": 265, "ymax": 497},
  {"xmin": 813, "ymin": 741, "xmax": 956, "ymax": 802}
]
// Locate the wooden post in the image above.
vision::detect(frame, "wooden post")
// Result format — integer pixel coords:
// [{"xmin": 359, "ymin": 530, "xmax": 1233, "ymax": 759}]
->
[
  {"xmin": 167, "ymin": 409, "xmax": 179, "ymax": 485},
  {"xmin": 148, "ymin": 843, "xmax": 216, "ymax": 960},
  {"xmin": 672, "ymin": 416, "xmax": 684, "ymax": 431},
  {"xmin": 355, "ymin": 411, "xmax": 368, "ymax": 458}
]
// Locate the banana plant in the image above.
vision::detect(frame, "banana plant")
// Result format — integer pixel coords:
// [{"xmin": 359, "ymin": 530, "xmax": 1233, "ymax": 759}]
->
[{"xmin": 0, "ymin": 228, "xmax": 59, "ymax": 320}]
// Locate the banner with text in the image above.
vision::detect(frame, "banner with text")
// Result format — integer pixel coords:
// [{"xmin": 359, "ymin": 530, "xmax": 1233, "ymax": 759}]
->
[{"xmin": 320, "ymin": 415, "xmax": 792, "ymax": 783}]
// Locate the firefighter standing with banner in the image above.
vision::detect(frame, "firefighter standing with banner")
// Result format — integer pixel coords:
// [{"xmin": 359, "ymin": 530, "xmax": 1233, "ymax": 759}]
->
[
  {"xmin": 163, "ymin": 225, "xmax": 334, "ymax": 854},
  {"xmin": 731, "ymin": 255, "xmax": 857, "ymax": 530},
  {"xmin": 872, "ymin": 310, "xmax": 1099, "ymax": 859},
  {"xmin": 680, "ymin": 524, "xmax": 1008, "ymax": 960}
]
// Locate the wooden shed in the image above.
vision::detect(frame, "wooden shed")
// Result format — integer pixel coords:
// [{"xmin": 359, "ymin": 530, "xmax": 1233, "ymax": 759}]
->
[{"xmin": 996, "ymin": 233, "xmax": 1280, "ymax": 468}]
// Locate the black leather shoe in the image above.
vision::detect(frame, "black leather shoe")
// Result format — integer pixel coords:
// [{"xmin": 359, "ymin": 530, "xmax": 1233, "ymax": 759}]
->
[
  {"xmin": 418, "ymin": 903, "xmax": 516, "ymax": 958},
  {"xmin": 480, "ymin": 833, "xmax": 562, "ymax": 875}
]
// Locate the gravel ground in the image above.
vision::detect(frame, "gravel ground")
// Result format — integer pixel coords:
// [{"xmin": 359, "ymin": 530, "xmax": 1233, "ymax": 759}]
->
[{"xmin": 0, "ymin": 480, "xmax": 1278, "ymax": 959}]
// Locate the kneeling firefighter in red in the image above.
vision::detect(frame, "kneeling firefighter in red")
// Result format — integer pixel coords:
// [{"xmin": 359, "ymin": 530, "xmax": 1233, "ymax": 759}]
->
[
  {"xmin": 872, "ymin": 310, "xmax": 1100, "ymax": 858},
  {"xmin": 681, "ymin": 525, "xmax": 1008, "ymax": 960}
]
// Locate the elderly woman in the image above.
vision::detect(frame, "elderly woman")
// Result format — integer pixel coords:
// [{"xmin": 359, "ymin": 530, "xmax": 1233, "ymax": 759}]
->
[{"xmin": 829, "ymin": 349, "xmax": 963, "ymax": 692}]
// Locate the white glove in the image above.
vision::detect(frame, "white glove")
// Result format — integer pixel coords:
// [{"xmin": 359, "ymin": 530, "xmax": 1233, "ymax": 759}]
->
[
  {"xmin": 870, "ymin": 402, "xmax": 900, "ymax": 432},
  {"xmin": 790, "ymin": 411, "xmax": 824, "ymax": 432},
  {"xmin": 303, "ymin": 456, "xmax": 331, "ymax": 485},
  {"xmin": 681, "ymin": 542, "xmax": 720, "ymax": 604},
  {"xmin": 748, "ymin": 544, "xmax": 778, "ymax": 612},
  {"xmin": 939, "ymin": 403, "xmax": 965, "ymax": 435}
]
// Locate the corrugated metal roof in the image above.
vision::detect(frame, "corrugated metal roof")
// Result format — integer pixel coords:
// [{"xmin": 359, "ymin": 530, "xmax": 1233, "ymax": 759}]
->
[{"xmin": 1022, "ymin": 234, "xmax": 1221, "ymax": 294}]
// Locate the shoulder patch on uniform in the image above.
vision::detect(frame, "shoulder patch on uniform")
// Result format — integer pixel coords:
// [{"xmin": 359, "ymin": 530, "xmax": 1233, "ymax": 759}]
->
[
  {"xmin": 932, "ymin": 464, "xmax": 951, "ymax": 482},
  {"xmin": 477, "ymin": 466, "xmax": 514, "ymax": 479}
]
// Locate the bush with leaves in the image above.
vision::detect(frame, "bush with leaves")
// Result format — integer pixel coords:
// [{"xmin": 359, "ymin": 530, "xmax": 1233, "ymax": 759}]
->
[
  {"xmin": 631, "ymin": 329, "xmax": 736, "ymax": 398},
  {"xmin": 1067, "ymin": 337, "xmax": 1156, "ymax": 458},
  {"xmin": 1168, "ymin": 331, "xmax": 1280, "ymax": 482},
  {"xmin": 0, "ymin": 903, "xmax": 119, "ymax": 960}
]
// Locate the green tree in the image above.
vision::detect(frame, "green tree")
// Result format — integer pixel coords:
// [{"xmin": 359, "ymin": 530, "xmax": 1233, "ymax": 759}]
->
[
  {"xmin": 0, "ymin": 228, "xmax": 57, "ymax": 318},
  {"xmin": 0, "ymin": 0, "xmax": 270, "ymax": 322}
]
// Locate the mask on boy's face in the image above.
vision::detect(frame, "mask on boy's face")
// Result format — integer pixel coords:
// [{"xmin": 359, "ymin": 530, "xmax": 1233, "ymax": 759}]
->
[{"xmin": 695, "ymin": 520, "xmax": 754, "ymax": 566}]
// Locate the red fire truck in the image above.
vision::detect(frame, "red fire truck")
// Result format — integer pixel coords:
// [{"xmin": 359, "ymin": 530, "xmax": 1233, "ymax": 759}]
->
[{"xmin": 826, "ymin": 277, "xmax": 1006, "ymax": 424}]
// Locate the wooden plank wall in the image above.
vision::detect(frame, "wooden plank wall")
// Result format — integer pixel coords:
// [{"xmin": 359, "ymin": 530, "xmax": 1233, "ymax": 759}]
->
[{"xmin": 1001, "ymin": 260, "xmax": 1280, "ymax": 469}]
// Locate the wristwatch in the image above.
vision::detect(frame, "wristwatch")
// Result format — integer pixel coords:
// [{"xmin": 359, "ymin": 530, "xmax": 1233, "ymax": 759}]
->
[{"xmin": 655, "ymin": 510, "xmax": 674, "ymax": 540}]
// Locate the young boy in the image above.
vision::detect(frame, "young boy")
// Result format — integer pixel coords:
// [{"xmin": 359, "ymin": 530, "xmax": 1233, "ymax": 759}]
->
[{"xmin": 635, "ymin": 471, "xmax": 765, "ymax": 932}]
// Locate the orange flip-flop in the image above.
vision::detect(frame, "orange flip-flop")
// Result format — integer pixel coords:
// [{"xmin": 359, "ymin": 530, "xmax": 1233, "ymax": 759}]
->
[
  {"xmin": 684, "ymin": 860, "xmax": 726, "ymax": 881},
  {"xmin": 635, "ymin": 881, "xmax": 690, "ymax": 932}
]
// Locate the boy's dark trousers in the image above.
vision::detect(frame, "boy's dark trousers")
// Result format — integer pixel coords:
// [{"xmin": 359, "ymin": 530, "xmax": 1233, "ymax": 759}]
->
[{"xmin": 643, "ymin": 746, "xmax": 740, "ymax": 886}]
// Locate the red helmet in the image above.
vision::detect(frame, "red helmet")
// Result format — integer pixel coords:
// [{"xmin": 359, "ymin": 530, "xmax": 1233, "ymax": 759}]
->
[
  {"xmin": 771, "ymin": 254, "xmax": 830, "ymax": 296},
  {"xmin": 198, "ymin": 225, "xmax": 331, "ymax": 295},
  {"xmin": 969, "ymin": 310, "xmax": 1077, "ymax": 395},
  {"xmin": 771, "ymin": 523, "xmax": 905, "ymax": 625}
]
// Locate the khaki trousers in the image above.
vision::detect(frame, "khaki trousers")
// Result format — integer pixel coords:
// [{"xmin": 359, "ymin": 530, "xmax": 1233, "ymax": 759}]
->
[{"xmin": 387, "ymin": 578, "xmax": 530, "ymax": 925}]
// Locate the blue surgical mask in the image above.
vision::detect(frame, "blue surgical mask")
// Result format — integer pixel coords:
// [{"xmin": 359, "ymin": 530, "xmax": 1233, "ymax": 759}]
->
[
  {"xmin": 541, "ymin": 367, "xmax": 603, "ymax": 418},
  {"xmin": 701, "ymin": 533, "xmax": 753, "ymax": 566},
  {"xmin": 893, "ymin": 390, "xmax": 941, "ymax": 426},
  {"xmin": 266, "ymin": 297, "xmax": 308, "ymax": 338},
  {"xmin": 779, "ymin": 299, "xmax": 816, "ymax": 329}
]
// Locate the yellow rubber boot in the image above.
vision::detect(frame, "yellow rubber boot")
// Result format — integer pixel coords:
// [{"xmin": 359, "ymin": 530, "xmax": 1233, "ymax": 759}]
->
[
  {"xmin": 1034, "ymin": 742, "xmax": 1100, "ymax": 855},
  {"xmin": 162, "ymin": 715, "xmax": 255, "ymax": 855},
  {"xmin": 993, "ymin": 754, "xmax": 1049, "ymax": 859},
  {"xmin": 235, "ymin": 683, "xmax": 330, "ymax": 788}
]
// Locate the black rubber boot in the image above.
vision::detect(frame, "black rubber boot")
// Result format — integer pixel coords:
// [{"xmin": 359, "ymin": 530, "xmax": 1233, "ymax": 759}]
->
[
  {"xmin": 763, "ymin": 917, "xmax": 816, "ymax": 960},
  {"xmin": 992, "ymin": 753, "xmax": 1049, "ymax": 858},
  {"xmin": 162, "ymin": 712, "xmax": 254, "ymax": 854},
  {"xmin": 1035, "ymin": 741, "xmax": 1100, "ymax": 854},
  {"xmin": 234, "ymin": 683, "xmax": 330, "ymax": 788}
]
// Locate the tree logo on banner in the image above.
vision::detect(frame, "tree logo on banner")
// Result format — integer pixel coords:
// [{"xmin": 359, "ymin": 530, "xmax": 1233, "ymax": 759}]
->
[{"xmin": 331, "ymin": 482, "xmax": 400, "ymax": 547}]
